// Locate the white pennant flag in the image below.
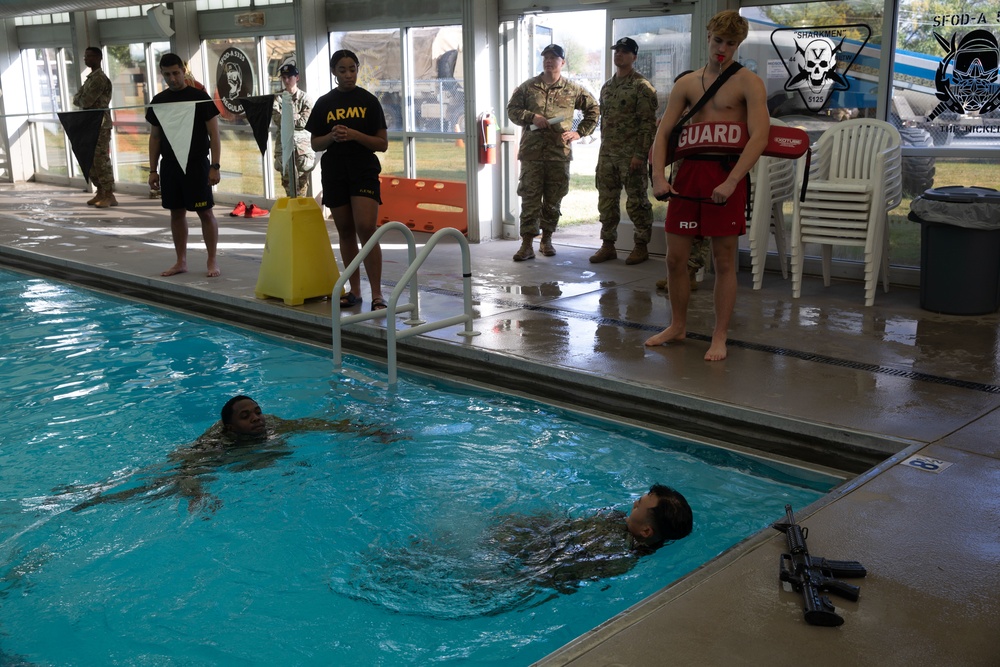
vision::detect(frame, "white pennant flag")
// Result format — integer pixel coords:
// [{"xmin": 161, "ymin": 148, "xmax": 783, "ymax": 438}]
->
[
  {"xmin": 281, "ymin": 92, "xmax": 294, "ymax": 172},
  {"xmin": 152, "ymin": 101, "xmax": 198, "ymax": 175}
]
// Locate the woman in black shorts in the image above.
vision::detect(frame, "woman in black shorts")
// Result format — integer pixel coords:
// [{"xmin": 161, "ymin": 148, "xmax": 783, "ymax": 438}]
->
[{"xmin": 306, "ymin": 49, "xmax": 389, "ymax": 310}]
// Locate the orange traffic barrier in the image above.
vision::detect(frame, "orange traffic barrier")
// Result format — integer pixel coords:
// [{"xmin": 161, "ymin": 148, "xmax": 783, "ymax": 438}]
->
[{"xmin": 377, "ymin": 177, "xmax": 468, "ymax": 234}]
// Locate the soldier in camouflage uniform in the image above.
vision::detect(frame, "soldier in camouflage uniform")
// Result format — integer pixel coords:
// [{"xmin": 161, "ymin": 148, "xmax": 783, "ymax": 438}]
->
[
  {"xmin": 590, "ymin": 37, "xmax": 657, "ymax": 266},
  {"xmin": 73, "ymin": 47, "xmax": 115, "ymax": 208},
  {"xmin": 272, "ymin": 64, "xmax": 316, "ymax": 198},
  {"xmin": 507, "ymin": 44, "xmax": 600, "ymax": 261}
]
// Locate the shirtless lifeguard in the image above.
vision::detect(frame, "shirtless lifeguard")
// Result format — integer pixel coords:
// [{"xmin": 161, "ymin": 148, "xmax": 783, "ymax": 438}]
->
[{"xmin": 645, "ymin": 10, "xmax": 769, "ymax": 361}]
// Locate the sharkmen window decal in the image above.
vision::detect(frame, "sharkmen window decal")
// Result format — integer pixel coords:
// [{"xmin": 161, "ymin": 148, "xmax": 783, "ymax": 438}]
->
[{"xmin": 770, "ymin": 24, "xmax": 872, "ymax": 112}]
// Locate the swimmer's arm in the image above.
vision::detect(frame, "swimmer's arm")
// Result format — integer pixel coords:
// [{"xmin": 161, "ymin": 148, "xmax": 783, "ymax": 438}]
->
[{"xmin": 275, "ymin": 415, "xmax": 353, "ymax": 433}]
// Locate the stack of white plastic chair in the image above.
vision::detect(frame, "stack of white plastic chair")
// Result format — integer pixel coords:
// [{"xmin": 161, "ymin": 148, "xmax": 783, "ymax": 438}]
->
[
  {"xmin": 790, "ymin": 119, "xmax": 902, "ymax": 306},
  {"xmin": 748, "ymin": 118, "xmax": 797, "ymax": 290}
]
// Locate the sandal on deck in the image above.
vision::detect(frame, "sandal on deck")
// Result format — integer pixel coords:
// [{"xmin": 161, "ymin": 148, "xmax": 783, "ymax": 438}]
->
[
  {"xmin": 371, "ymin": 297, "xmax": 388, "ymax": 311},
  {"xmin": 340, "ymin": 293, "xmax": 363, "ymax": 308}
]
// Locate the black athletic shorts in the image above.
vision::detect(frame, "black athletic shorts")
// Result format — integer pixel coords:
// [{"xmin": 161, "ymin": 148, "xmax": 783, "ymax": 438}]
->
[
  {"xmin": 160, "ymin": 157, "xmax": 214, "ymax": 211},
  {"xmin": 321, "ymin": 160, "xmax": 382, "ymax": 209}
]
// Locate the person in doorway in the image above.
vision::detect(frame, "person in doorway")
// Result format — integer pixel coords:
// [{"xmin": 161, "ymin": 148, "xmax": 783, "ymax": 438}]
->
[
  {"xmin": 146, "ymin": 52, "xmax": 222, "ymax": 278},
  {"xmin": 73, "ymin": 47, "xmax": 116, "ymax": 208},
  {"xmin": 272, "ymin": 63, "xmax": 316, "ymax": 199},
  {"xmin": 306, "ymin": 49, "xmax": 389, "ymax": 311},
  {"xmin": 654, "ymin": 70, "xmax": 711, "ymax": 293},
  {"xmin": 646, "ymin": 11, "xmax": 769, "ymax": 361},
  {"xmin": 589, "ymin": 37, "xmax": 657, "ymax": 266},
  {"xmin": 507, "ymin": 44, "xmax": 600, "ymax": 262}
]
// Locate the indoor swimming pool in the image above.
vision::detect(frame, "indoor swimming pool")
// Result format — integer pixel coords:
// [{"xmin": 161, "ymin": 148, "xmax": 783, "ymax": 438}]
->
[{"xmin": 0, "ymin": 268, "xmax": 840, "ymax": 664}]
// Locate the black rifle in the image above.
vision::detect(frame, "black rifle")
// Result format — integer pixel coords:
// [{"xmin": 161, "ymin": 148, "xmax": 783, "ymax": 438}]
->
[{"xmin": 772, "ymin": 504, "xmax": 867, "ymax": 627}]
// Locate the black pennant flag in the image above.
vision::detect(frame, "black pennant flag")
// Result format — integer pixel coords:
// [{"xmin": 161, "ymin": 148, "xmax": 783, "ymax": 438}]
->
[
  {"xmin": 57, "ymin": 109, "xmax": 104, "ymax": 184},
  {"xmin": 239, "ymin": 95, "xmax": 276, "ymax": 156}
]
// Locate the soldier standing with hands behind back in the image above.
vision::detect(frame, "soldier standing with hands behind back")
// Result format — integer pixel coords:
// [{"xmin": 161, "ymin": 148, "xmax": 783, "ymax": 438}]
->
[
  {"xmin": 73, "ymin": 47, "xmax": 116, "ymax": 208},
  {"xmin": 590, "ymin": 37, "xmax": 657, "ymax": 266},
  {"xmin": 507, "ymin": 44, "xmax": 599, "ymax": 262}
]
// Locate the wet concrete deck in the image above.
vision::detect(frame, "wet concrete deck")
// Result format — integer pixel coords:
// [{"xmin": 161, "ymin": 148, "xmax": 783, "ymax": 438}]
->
[{"xmin": 1, "ymin": 182, "xmax": 998, "ymax": 665}]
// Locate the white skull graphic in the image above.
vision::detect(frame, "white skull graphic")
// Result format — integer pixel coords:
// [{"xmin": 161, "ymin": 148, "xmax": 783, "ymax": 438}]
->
[{"xmin": 804, "ymin": 38, "xmax": 835, "ymax": 92}]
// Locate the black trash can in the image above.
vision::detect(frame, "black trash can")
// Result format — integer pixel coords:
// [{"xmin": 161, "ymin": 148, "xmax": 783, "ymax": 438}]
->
[{"xmin": 908, "ymin": 186, "xmax": 1000, "ymax": 315}]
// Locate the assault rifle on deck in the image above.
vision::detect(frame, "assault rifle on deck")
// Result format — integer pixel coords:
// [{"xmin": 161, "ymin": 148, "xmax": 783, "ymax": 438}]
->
[{"xmin": 772, "ymin": 504, "xmax": 867, "ymax": 627}]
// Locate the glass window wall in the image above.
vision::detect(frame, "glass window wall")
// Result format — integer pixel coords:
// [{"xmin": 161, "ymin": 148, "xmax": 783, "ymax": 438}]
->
[
  {"xmin": 26, "ymin": 47, "xmax": 76, "ymax": 179},
  {"xmin": 331, "ymin": 26, "xmax": 466, "ymax": 182},
  {"xmin": 107, "ymin": 43, "xmax": 171, "ymax": 187}
]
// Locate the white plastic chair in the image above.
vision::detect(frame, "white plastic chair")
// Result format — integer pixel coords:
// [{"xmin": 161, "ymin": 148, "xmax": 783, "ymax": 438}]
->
[
  {"xmin": 790, "ymin": 119, "xmax": 902, "ymax": 306},
  {"xmin": 748, "ymin": 118, "xmax": 797, "ymax": 290}
]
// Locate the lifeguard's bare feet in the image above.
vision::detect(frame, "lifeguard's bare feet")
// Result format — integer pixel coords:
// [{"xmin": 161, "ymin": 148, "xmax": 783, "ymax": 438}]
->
[
  {"xmin": 206, "ymin": 260, "xmax": 221, "ymax": 278},
  {"xmin": 705, "ymin": 335, "xmax": 728, "ymax": 361},
  {"xmin": 161, "ymin": 262, "xmax": 187, "ymax": 277},
  {"xmin": 644, "ymin": 325, "xmax": 686, "ymax": 347}
]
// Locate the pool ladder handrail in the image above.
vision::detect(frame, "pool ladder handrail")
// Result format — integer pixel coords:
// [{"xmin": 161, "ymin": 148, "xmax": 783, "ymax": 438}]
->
[{"xmin": 331, "ymin": 221, "xmax": 480, "ymax": 384}]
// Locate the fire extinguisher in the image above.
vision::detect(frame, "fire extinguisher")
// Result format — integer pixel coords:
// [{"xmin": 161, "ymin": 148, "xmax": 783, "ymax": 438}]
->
[{"xmin": 478, "ymin": 111, "xmax": 497, "ymax": 165}]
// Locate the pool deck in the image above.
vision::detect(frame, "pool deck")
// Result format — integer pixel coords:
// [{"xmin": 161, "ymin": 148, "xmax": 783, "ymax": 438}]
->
[{"xmin": 2, "ymin": 182, "xmax": 998, "ymax": 666}]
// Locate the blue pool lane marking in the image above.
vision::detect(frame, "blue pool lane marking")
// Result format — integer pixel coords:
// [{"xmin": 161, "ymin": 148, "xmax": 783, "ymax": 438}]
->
[{"xmin": 900, "ymin": 455, "xmax": 953, "ymax": 473}]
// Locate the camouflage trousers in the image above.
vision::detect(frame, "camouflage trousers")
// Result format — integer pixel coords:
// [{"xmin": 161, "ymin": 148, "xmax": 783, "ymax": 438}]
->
[
  {"xmin": 274, "ymin": 151, "xmax": 316, "ymax": 199},
  {"xmin": 517, "ymin": 160, "xmax": 570, "ymax": 236},
  {"xmin": 688, "ymin": 236, "xmax": 712, "ymax": 271},
  {"xmin": 91, "ymin": 126, "xmax": 114, "ymax": 193},
  {"xmin": 595, "ymin": 154, "xmax": 652, "ymax": 244}
]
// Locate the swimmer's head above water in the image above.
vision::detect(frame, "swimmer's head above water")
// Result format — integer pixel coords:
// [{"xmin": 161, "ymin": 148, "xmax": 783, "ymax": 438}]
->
[
  {"xmin": 221, "ymin": 395, "xmax": 267, "ymax": 436},
  {"xmin": 626, "ymin": 484, "xmax": 693, "ymax": 549}
]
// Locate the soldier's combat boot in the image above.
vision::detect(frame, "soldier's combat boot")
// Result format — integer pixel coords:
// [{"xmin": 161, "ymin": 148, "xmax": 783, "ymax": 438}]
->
[
  {"xmin": 513, "ymin": 235, "xmax": 535, "ymax": 262},
  {"xmin": 625, "ymin": 243, "xmax": 648, "ymax": 265},
  {"xmin": 86, "ymin": 190, "xmax": 102, "ymax": 206},
  {"xmin": 95, "ymin": 191, "xmax": 118, "ymax": 208},
  {"xmin": 589, "ymin": 242, "xmax": 617, "ymax": 263},
  {"xmin": 539, "ymin": 231, "xmax": 556, "ymax": 257}
]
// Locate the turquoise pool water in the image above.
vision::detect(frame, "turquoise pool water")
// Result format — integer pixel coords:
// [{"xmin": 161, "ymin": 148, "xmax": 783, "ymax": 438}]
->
[{"xmin": 0, "ymin": 269, "xmax": 836, "ymax": 664}]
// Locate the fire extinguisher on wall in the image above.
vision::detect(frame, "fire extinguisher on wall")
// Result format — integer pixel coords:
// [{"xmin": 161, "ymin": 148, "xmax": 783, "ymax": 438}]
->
[{"xmin": 478, "ymin": 111, "xmax": 497, "ymax": 165}]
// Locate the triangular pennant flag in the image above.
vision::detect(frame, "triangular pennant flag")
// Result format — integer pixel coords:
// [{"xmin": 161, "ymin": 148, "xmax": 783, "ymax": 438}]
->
[
  {"xmin": 57, "ymin": 109, "xmax": 104, "ymax": 184},
  {"xmin": 281, "ymin": 93, "xmax": 294, "ymax": 171},
  {"xmin": 239, "ymin": 94, "xmax": 275, "ymax": 156},
  {"xmin": 152, "ymin": 101, "xmax": 197, "ymax": 174},
  {"xmin": 281, "ymin": 93, "xmax": 296, "ymax": 193}
]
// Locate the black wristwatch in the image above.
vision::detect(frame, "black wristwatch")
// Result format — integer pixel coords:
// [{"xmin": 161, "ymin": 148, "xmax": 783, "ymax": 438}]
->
[{"xmin": 210, "ymin": 163, "xmax": 221, "ymax": 170}]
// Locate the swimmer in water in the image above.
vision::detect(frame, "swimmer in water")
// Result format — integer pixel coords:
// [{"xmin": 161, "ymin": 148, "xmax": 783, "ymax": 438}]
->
[
  {"xmin": 68, "ymin": 395, "xmax": 402, "ymax": 513},
  {"xmin": 479, "ymin": 484, "xmax": 693, "ymax": 593}
]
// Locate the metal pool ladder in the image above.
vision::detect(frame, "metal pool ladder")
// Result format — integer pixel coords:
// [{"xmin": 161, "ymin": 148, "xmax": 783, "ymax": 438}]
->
[{"xmin": 331, "ymin": 221, "xmax": 480, "ymax": 385}]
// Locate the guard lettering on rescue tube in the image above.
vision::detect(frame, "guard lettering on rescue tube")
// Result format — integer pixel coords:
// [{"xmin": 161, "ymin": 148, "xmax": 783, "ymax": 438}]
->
[{"xmin": 676, "ymin": 122, "xmax": 745, "ymax": 151}]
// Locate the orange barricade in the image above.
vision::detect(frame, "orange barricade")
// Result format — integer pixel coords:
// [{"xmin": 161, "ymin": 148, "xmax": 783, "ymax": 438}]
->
[{"xmin": 377, "ymin": 177, "xmax": 468, "ymax": 234}]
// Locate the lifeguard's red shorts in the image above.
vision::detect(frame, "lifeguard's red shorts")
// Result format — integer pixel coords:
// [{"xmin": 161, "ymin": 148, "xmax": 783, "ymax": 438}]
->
[{"xmin": 664, "ymin": 157, "xmax": 747, "ymax": 237}]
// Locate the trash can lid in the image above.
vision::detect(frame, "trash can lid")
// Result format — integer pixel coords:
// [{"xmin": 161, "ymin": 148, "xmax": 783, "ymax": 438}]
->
[{"xmin": 922, "ymin": 186, "xmax": 1000, "ymax": 203}]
